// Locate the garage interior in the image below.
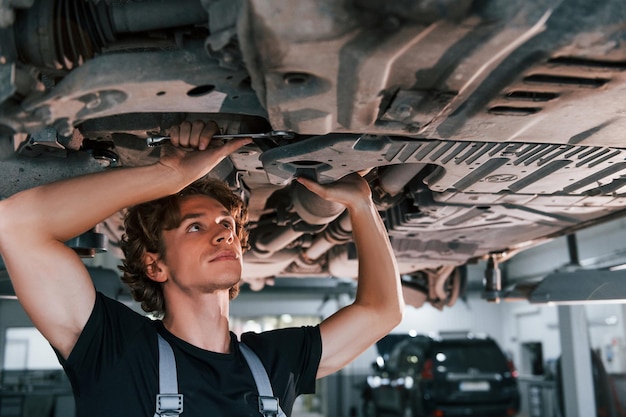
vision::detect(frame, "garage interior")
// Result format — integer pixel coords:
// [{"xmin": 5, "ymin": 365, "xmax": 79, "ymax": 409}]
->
[
  {"xmin": 1, "ymin": 212, "xmax": 626, "ymax": 417},
  {"xmin": 0, "ymin": 1, "xmax": 625, "ymax": 415}
]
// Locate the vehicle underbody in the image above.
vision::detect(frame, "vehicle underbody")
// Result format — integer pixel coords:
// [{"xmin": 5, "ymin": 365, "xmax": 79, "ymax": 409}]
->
[{"xmin": 1, "ymin": 0, "xmax": 625, "ymax": 309}]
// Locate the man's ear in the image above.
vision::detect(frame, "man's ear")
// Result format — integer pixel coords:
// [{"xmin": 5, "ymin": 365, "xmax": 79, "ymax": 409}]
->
[{"xmin": 143, "ymin": 252, "xmax": 167, "ymax": 283}]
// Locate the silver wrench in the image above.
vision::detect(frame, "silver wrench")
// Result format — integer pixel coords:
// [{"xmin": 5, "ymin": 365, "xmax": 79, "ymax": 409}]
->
[{"xmin": 146, "ymin": 130, "xmax": 294, "ymax": 147}]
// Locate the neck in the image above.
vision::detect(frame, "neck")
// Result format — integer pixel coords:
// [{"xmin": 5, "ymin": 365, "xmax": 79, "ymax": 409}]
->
[{"xmin": 161, "ymin": 290, "xmax": 232, "ymax": 353}]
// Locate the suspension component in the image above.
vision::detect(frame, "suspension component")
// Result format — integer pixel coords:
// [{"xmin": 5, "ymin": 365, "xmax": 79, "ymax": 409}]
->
[
  {"xmin": 14, "ymin": 0, "xmax": 208, "ymax": 71},
  {"xmin": 483, "ymin": 254, "xmax": 503, "ymax": 303},
  {"xmin": 16, "ymin": 0, "xmax": 115, "ymax": 70}
]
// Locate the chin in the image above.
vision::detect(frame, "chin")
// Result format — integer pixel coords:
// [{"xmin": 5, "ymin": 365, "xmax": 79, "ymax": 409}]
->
[{"xmin": 212, "ymin": 267, "xmax": 242, "ymax": 287}]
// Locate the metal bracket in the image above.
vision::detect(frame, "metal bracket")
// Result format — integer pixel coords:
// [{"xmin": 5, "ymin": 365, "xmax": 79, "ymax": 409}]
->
[
  {"xmin": 258, "ymin": 395, "xmax": 279, "ymax": 417},
  {"xmin": 155, "ymin": 393, "xmax": 183, "ymax": 416}
]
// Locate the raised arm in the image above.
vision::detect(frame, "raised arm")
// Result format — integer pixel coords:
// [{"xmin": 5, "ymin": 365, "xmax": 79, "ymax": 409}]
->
[
  {"xmin": 297, "ymin": 174, "xmax": 404, "ymax": 379},
  {"xmin": 0, "ymin": 121, "xmax": 249, "ymax": 359}
]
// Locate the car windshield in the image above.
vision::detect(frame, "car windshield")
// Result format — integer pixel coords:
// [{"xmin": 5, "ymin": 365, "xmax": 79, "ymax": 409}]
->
[{"xmin": 433, "ymin": 342, "xmax": 506, "ymax": 373}]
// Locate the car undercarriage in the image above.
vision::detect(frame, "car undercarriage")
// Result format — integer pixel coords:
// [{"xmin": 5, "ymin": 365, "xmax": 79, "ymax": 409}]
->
[{"xmin": 1, "ymin": 0, "xmax": 625, "ymax": 309}]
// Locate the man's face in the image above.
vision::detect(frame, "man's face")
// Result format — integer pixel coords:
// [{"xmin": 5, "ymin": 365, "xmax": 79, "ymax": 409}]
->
[{"xmin": 159, "ymin": 195, "xmax": 243, "ymax": 294}]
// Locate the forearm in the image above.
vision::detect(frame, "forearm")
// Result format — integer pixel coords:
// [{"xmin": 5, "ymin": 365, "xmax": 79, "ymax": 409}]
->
[
  {"xmin": 296, "ymin": 173, "xmax": 404, "ymax": 322},
  {"xmin": 298, "ymin": 174, "xmax": 403, "ymax": 377},
  {"xmin": 0, "ymin": 123, "xmax": 249, "ymax": 244},
  {"xmin": 316, "ymin": 195, "xmax": 403, "ymax": 378},
  {"xmin": 0, "ymin": 162, "xmax": 183, "ymax": 243},
  {"xmin": 348, "ymin": 197, "xmax": 404, "ymax": 322}
]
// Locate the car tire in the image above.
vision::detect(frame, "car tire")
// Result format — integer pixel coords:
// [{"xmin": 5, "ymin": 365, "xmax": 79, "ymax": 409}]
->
[
  {"xmin": 362, "ymin": 399, "xmax": 379, "ymax": 417},
  {"xmin": 402, "ymin": 403, "xmax": 413, "ymax": 417}
]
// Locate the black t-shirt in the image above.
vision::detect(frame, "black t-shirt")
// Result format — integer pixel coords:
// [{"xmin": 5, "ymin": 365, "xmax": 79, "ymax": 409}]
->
[{"xmin": 57, "ymin": 292, "xmax": 322, "ymax": 417}]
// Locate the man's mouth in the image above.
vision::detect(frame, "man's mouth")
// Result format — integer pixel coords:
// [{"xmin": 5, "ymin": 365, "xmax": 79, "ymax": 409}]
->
[{"xmin": 210, "ymin": 251, "xmax": 239, "ymax": 262}]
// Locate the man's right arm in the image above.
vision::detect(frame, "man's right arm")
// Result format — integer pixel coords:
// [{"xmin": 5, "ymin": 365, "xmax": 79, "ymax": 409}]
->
[{"xmin": 0, "ymin": 121, "xmax": 248, "ymax": 359}]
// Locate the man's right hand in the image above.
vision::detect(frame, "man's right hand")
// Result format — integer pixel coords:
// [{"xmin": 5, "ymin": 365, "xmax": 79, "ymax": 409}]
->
[{"xmin": 159, "ymin": 120, "xmax": 251, "ymax": 184}]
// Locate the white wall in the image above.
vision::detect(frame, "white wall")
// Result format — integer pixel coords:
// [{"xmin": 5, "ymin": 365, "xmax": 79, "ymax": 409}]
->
[
  {"xmin": 369, "ymin": 294, "xmax": 626, "ymax": 377},
  {"xmin": 496, "ymin": 300, "xmax": 626, "ymax": 375},
  {"xmin": 499, "ymin": 301, "xmax": 561, "ymax": 374},
  {"xmin": 395, "ymin": 293, "xmax": 504, "ymax": 341}
]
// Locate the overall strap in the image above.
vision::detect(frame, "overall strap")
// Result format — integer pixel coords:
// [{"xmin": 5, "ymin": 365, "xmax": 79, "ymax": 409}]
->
[
  {"xmin": 154, "ymin": 334, "xmax": 285, "ymax": 417},
  {"xmin": 154, "ymin": 334, "xmax": 184, "ymax": 416},
  {"xmin": 240, "ymin": 343, "xmax": 287, "ymax": 417}
]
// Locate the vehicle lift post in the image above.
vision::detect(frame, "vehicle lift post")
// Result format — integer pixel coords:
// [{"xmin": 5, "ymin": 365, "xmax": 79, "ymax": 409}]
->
[{"xmin": 557, "ymin": 234, "xmax": 596, "ymax": 417}]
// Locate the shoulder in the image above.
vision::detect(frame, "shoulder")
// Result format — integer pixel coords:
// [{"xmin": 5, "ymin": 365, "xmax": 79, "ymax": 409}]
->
[
  {"xmin": 240, "ymin": 325, "xmax": 322, "ymax": 364},
  {"xmin": 240, "ymin": 326, "xmax": 322, "ymax": 396},
  {"xmin": 66, "ymin": 291, "xmax": 154, "ymax": 363},
  {"xmin": 241, "ymin": 325, "xmax": 321, "ymax": 346},
  {"xmin": 62, "ymin": 292, "xmax": 157, "ymax": 388},
  {"xmin": 93, "ymin": 291, "xmax": 151, "ymax": 324}
]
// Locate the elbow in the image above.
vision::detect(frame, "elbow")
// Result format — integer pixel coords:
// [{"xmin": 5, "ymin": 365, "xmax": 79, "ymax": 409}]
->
[
  {"xmin": 0, "ymin": 196, "xmax": 29, "ymax": 248},
  {"xmin": 388, "ymin": 286, "xmax": 405, "ymax": 328},
  {"xmin": 0, "ymin": 199, "xmax": 12, "ymax": 246},
  {"xmin": 359, "ymin": 291, "xmax": 405, "ymax": 334},
  {"xmin": 372, "ymin": 307, "xmax": 403, "ymax": 342},
  {"xmin": 379, "ymin": 298, "xmax": 404, "ymax": 334},
  {"xmin": 390, "ymin": 302, "xmax": 404, "ymax": 329}
]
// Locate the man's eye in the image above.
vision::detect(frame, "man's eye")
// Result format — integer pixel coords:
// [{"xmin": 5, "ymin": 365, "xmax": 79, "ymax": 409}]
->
[
  {"xmin": 187, "ymin": 224, "xmax": 201, "ymax": 232},
  {"xmin": 222, "ymin": 221, "xmax": 234, "ymax": 229}
]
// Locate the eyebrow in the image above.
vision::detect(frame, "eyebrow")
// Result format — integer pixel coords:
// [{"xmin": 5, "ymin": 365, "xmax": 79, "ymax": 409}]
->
[{"xmin": 179, "ymin": 210, "xmax": 234, "ymax": 224}]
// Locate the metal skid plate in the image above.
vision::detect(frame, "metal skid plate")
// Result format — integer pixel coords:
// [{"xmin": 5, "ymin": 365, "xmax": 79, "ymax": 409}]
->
[
  {"xmin": 261, "ymin": 134, "xmax": 626, "ymax": 196},
  {"xmin": 261, "ymin": 134, "xmax": 626, "ymax": 263}
]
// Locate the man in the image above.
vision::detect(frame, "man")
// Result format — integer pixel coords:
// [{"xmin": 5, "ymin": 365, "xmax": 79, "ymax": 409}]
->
[{"xmin": 0, "ymin": 120, "xmax": 404, "ymax": 416}]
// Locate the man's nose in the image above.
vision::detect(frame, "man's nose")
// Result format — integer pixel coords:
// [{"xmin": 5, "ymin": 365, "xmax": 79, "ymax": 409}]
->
[{"xmin": 213, "ymin": 227, "xmax": 234, "ymax": 244}]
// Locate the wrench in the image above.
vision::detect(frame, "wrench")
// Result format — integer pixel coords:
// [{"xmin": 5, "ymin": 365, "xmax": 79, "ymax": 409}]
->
[{"xmin": 146, "ymin": 131, "xmax": 294, "ymax": 147}]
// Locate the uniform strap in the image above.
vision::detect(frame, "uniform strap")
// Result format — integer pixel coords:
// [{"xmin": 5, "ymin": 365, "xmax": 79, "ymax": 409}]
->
[
  {"xmin": 154, "ymin": 334, "xmax": 285, "ymax": 417},
  {"xmin": 154, "ymin": 334, "xmax": 183, "ymax": 416},
  {"xmin": 240, "ymin": 343, "xmax": 287, "ymax": 417}
]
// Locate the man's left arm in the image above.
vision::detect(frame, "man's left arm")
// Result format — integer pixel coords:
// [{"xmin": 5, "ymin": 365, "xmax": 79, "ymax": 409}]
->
[{"xmin": 296, "ymin": 174, "xmax": 404, "ymax": 379}]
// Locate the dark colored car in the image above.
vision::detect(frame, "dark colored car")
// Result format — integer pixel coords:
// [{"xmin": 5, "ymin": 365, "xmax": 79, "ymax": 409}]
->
[{"xmin": 362, "ymin": 335, "xmax": 520, "ymax": 417}]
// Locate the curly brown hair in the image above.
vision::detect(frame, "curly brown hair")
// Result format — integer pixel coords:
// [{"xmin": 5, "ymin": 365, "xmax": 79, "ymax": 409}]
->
[{"xmin": 119, "ymin": 177, "xmax": 249, "ymax": 316}]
